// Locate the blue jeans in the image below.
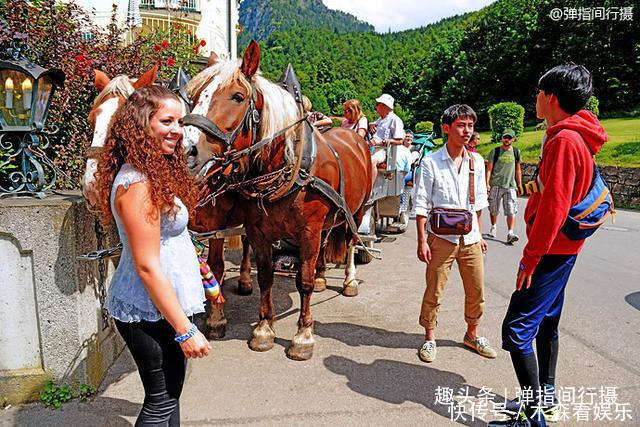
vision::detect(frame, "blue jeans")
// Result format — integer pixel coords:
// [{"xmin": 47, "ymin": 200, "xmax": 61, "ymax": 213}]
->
[
  {"xmin": 502, "ymin": 254, "xmax": 577, "ymax": 355},
  {"xmin": 115, "ymin": 319, "xmax": 187, "ymax": 426}
]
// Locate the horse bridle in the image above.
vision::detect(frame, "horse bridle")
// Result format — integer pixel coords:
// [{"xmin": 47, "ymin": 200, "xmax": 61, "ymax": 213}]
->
[{"xmin": 180, "ymin": 84, "xmax": 261, "ymax": 170}]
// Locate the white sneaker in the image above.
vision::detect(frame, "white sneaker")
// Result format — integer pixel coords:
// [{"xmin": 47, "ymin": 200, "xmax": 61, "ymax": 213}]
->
[
  {"xmin": 419, "ymin": 340, "xmax": 437, "ymax": 362},
  {"xmin": 486, "ymin": 225, "xmax": 497, "ymax": 238},
  {"xmin": 507, "ymin": 232, "xmax": 519, "ymax": 244}
]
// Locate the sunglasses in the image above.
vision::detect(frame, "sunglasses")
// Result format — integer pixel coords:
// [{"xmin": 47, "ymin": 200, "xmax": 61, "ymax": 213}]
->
[{"xmin": 502, "ymin": 136, "xmax": 514, "ymax": 140}]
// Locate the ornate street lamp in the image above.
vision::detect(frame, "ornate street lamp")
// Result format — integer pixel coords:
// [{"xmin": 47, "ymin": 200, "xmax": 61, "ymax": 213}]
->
[{"xmin": 0, "ymin": 38, "xmax": 65, "ymax": 198}]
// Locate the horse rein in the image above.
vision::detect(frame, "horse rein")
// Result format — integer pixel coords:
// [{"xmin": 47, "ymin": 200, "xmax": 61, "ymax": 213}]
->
[
  {"xmin": 182, "ymin": 78, "xmax": 311, "ymax": 207},
  {"xmin": 194, "ymin": 116, "xmax": 309, "ymax": 208}
]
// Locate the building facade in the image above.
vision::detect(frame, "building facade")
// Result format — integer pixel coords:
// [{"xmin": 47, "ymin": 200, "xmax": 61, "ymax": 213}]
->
[{"xmin": 71, "ymin": 0, "xmax": 238, "ymax": 59}]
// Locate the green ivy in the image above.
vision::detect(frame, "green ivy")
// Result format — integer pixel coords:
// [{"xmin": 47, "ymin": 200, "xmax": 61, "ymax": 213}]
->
[
  {"xmin": 39, "ymin": 381, "xmax": 97, "ymax": 409},
  {"xmin": 40, "ymin": 381, "xmax": 72, "ymax": 410},
  {"xmin": 78, "ymin": 383, "xmax": 97, "ymax": 402}
]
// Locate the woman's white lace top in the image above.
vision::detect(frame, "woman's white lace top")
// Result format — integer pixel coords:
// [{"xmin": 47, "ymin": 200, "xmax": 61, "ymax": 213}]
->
[{"xmin": 105, "ymin": 163, "xmax": 205, "ymax": 322}]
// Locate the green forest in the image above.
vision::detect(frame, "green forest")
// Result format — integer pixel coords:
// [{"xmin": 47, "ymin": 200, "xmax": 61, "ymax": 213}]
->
[{"xmin": 240, "ymin": 0, "xmax": 640, "ymax": 131}]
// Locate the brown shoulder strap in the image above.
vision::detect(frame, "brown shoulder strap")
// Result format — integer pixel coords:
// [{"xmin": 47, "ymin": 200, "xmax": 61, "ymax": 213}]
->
[{"xmin": 468, "ymin": 151, "xmax": 475, "ymax": 205}]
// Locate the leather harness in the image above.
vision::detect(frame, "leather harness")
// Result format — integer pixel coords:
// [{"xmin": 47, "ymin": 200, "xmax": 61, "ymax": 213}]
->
[{"xmin": 182, "ymin": 73, "xmax": 372, "ymax": 254}]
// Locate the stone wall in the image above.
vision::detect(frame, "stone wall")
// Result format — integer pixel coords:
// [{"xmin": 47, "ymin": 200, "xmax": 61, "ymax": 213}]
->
[
  {"xmin": 521, "ymin": 163, "xmax": 640, "ymax": 208},
  {"xmin": 0, "ymin": 192, "xmax": 123, "ymax": 404}
]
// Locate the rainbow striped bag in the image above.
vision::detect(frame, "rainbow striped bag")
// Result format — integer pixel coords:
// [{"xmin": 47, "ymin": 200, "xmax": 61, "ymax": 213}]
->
[{"xmin": 192, "ymin": 239, "xmax": 225, "ymax": 304}]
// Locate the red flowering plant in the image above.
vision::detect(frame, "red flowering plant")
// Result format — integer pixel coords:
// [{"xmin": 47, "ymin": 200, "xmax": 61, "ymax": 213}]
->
[
  {"xmin": 140, "ymin": 26, "xmax": 204, "ymax": 82},
  {"xmin": 0, "ymin": 0, "xmax": 204, "ymax": 189}
]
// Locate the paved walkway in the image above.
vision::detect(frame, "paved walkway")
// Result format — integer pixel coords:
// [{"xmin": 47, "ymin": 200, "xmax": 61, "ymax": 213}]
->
[{"xmin": 3, "ymin": 208, "xmax": 639, "ymax": 426}]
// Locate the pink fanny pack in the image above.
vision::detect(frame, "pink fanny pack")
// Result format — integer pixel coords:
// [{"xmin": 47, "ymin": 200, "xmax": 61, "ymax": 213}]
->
[{"xmin": 429, "ymin": 152, "xmax": 475, "ymax": 236}]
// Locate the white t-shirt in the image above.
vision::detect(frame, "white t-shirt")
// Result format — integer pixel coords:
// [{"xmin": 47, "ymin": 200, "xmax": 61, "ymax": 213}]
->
[
  {"xmin": 374, "ymin": 111, "xmax": 405, "ymax": 141},
  {"xmin": 342, "ymin": 116, "xmax": 368, "ymax": 133}
]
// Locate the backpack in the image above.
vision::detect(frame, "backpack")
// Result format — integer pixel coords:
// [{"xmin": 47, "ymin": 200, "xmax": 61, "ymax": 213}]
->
[
  {"xmin": 532, "ymin": 133, "xmax": 614, "ymax": 241},
  {"xmin": 560, "ymin": 137, "xmax": 614, "ymax": 240},
  {"xmin": 492, "ymin": 146, "xmax": 520, "ymax": 165}
]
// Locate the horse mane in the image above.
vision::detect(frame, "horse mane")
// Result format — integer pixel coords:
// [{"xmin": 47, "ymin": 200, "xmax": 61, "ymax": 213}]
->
[
  {"xmin": 187, "ymin": 59, "xmax": 301, "ymax": 165},
  {"xmin": 92, "ymin": 75, "xmax": 136, "ymax": 109}
]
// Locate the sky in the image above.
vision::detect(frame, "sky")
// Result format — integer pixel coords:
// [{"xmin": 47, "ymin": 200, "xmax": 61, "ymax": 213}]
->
[{"xmin": 322, "ymin": 0, "xmax": 497, "ymax": 33}]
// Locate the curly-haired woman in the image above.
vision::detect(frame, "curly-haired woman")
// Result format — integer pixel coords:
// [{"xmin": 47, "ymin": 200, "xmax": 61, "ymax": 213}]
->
[{"xmin": 96, "ymin": 85, "xmax": 210, "ymax": 426}]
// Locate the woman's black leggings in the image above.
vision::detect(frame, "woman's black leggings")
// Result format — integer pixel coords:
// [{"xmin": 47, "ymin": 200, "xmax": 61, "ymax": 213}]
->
[{"xmin": 115, "ymin": 319, "xmax": 187, "ymax": 427}]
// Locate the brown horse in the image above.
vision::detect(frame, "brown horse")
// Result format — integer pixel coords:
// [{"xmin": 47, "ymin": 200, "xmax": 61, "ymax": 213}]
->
[
  {"xmin": 186, "ymin": 41, "xmax": 372, "ymax": 360},
  {"xmin": 184, "ymin": 54, "xmax": 253, "ymax": 339}
]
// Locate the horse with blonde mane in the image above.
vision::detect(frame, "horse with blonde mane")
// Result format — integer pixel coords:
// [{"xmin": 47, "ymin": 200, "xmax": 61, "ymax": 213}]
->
[
  {"xmin": 185, "ymin": 41, "xmax": 372, "ymax": 360},
  {"xmin": 82, "ymin": 65, "xmax": 159, "ymax": 205}
]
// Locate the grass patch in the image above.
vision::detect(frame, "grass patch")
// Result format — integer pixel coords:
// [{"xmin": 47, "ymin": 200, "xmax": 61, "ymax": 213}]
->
[{"xmin": 470, "ymin": 117, "xmax": 640, "ymax": 167}]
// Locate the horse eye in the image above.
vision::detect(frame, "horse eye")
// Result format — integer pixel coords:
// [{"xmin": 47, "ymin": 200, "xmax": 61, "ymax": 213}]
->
[{"xmin": 232, "ymin": 93, "xmax": 245, "ymax": 103}]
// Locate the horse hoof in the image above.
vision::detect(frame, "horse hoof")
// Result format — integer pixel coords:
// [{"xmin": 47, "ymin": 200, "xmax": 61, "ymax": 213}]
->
[
  {"xmin": 248, "ymin": 320, "xmax": 275, "ymax": 352},
  {"xmin": 313, "ymin": 277, "xmax": 327, "ymax": 293},
  {"xmin": 342, "ymin": 280, "xmax": 358, "ymax": 297},
  {"xmin": 206, "ymin": 320, "xmax": 227, "ymax": 340},
  {"xmin": 237, "ymin": 280, "xmax": 253, "ymax": 295},
  {"xmin": 286, "ymin": 326, "xmax": 315, "ymax": 361}
]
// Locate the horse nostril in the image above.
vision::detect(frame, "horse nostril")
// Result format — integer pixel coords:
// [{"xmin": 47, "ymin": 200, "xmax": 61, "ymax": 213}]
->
[{"xmin": 188, "ymin": 145, "xmax": 198, "ymax": 157}]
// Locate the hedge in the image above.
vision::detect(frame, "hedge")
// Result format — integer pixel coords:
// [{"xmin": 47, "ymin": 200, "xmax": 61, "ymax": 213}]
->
[
  {"xmin": 585, "ymin": 96, "xmax": 600, "ymax": 117},
  {"xmin": 415, "ymin": 121, "xmax": 434, "ymax": 133},
  {"xmin": 488, "ymin": 102, "xmax": 525, "ymax": 142}
]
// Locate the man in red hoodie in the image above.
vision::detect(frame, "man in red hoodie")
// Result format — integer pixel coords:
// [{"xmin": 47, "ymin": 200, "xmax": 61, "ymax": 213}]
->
[{"xmin": 493, "ymin": 65, "xmax": 608, "ymax": 427}]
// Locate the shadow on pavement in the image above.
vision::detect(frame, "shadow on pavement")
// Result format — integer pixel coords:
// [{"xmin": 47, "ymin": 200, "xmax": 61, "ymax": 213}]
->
[
  {"xmin": 11, "ymin": 396, "xmax": 140, "ymax": 427},
  {"xmin": 324, "ymin": 355, "xmax": 492, "ymax": 426},
  {"xmin": 314, "ymin": 321, "xmax": 464, "ymax": 350},
  {"xmin": 624, "ymin": 291, "xmax": 640, "ymax": 311},
  {"xmin": 483, "ymin": 235, "xmax": 513, "ymax": 246}
]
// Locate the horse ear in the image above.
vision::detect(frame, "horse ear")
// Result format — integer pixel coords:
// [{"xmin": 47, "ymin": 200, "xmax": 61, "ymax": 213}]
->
[
  {"xmin": 133, "ymin": 64, "xmax": 159, "ymax": 89},
  {"xmin": 94, "ymin": 69, "xmax": 110, "ymax": 91},
  {"xmin": 241, "ymin": 40, "xmax": 260, "ymax": 79},
  {"xmin": 207, "ymin": 52, "xmax": 219, "ymax": 67}
]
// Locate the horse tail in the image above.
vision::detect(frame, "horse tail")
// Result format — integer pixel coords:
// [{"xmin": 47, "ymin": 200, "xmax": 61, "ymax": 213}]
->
[
  {"xmin": 225, "ymin": 235, "xmax": 243, "ymax": 251},
  {"xmin": 325, "ymin": 224, "xmax": 351, "ymax": 264}
]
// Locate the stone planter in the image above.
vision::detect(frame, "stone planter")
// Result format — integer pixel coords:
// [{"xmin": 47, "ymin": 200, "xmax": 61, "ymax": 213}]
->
[{"xmin": 0, "ymin": 192, "xmax": 122, "ymax": 404}]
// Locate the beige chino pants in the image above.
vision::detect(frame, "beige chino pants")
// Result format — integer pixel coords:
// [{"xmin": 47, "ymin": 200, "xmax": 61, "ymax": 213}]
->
[{"xmin": 419, "ymin": 234, "xmax": 485, "ymax": 330}]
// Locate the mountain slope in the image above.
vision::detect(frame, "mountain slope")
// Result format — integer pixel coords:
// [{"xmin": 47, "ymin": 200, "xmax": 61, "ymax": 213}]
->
[{"xmin": 238, "ymin": 0, "xmax": 374, "ymax": 46}]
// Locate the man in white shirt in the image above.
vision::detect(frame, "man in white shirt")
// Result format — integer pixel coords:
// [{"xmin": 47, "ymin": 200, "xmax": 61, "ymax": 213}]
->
[
  {"xmin": 369, "ymin": 93, "xmax": 405, "ymax": 162},
  {"xmin": 413, "ymin": 104, "xmax": 496, "ymax": 363}
]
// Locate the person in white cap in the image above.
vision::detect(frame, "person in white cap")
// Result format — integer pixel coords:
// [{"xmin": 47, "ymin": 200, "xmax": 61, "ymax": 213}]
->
[{"xmin": 368, "ymin": 93, "xmax": 405, "ymax": 183}]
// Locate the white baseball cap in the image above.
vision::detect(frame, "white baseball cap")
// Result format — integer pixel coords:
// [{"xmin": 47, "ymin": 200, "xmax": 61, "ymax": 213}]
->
[{"xmin": 375, "ymin": 93, "xmax": 395, "ymax": 109}]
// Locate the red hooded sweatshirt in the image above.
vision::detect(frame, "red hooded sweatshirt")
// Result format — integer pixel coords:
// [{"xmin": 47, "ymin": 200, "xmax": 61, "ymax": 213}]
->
[{"xmin": 519, "ymin": 110, "xmax": 608, "ymax": 275}]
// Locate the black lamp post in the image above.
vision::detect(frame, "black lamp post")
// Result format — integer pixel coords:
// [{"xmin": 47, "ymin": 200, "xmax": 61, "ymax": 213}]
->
[{"xmin": 0, "ymin": 39, "xmax": 65, "ymax": 198}]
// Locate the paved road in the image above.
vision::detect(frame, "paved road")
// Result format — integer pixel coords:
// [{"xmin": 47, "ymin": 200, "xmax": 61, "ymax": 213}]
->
[{"xmin": 3, "ymin": 204, "xmax": 639, "ymax": 426}]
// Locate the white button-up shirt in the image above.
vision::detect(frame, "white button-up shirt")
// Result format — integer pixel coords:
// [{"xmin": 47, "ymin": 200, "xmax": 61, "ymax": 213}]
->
[{"xmin": 413, "ymin": 146, "xmax": 488, "ymax": 245}]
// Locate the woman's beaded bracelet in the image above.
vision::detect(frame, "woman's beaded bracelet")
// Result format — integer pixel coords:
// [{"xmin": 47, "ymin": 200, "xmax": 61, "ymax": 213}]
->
[{"xmin": 174, "ymin": 323, "xmax": 197, "ymax": 343}]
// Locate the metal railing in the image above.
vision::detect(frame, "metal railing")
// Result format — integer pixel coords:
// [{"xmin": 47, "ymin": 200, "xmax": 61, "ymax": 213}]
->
[{"xmin": 140, "ymin": 0, "xmax": 200, "ymax": 12}]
